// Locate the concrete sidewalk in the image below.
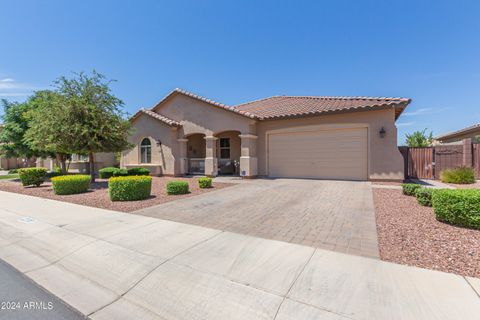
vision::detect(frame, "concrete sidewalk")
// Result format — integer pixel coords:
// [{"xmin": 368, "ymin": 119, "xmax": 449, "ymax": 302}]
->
[{"xmin": 0, "ymin": 190, "xmax": 479, "ymax": 320}]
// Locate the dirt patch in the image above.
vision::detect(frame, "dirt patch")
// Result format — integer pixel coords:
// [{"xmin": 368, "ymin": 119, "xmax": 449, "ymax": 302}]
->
[
  {"xmin": 0, "ymin": 177, "xmax": 232, "ymax": 212},
  {"xmin": 373, "ymin": 188, "xmax": 480, "ymax": 278},
  {"xmin": 446, "ymin": 181, "xmax": 480, "ymax": 189}
]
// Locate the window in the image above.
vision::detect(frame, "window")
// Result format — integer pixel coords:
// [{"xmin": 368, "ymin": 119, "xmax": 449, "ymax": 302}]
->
[
  {"xmin": 219, "ymin": 138, "xmax": 230, "ymax": 159},
  {"xmin": 71, "ymin": 154, "xmax": 88, "ymax": 162},
  {"xmin": 140, "ymin": 138, "xmax": 152, "ymax": 163}
]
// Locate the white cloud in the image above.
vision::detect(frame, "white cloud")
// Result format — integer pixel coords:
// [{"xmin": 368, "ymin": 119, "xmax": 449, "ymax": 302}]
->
[
  {"xmin": 0, "ymin": 75, "xmax": 48, "ymax": 100},
  {"xmin": 0, "ymin": 78, "xmax": 15, "ymax": 82},
  {"xmin": 397, "ymin": 121, "xmax": 415, "ymax": 127},
  {"xmin": 0, "ymin": 93, "xmax": 30, "ymax": 97},
  {"xmin": 402, "ymin": 108, "xmax": 434, "ymax": 116}
]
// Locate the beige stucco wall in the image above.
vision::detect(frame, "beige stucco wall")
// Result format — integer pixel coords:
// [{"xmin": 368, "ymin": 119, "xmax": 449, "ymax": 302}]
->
[
  {"xmin": 256, "ymin": 108, "xmax": 404, "ymax": 180},
  {"xmin": 187, "ymin": 134, "xmax": 206, "ymax": 158},
  {"xmin": 121, "ymin": 114, "xmax": 177, "ymax": 175}
]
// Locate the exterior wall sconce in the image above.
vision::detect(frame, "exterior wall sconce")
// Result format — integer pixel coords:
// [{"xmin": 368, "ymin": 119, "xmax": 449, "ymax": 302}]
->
[
  {"xmin": 379, "ymin": 127, "xmax": 386, "ymax": 138},
  {"xmin": 156, "ymin": 139, "xmax": 162, "ymax": 146}
]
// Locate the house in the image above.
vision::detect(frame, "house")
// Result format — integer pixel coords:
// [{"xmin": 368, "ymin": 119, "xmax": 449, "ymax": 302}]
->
[
  {"xmin": 37, "ymin": 153, "xmax": 118, "ymax": 173},
  {"xmin": 0, "ymin": 124, "xmax": 36, "ymax": 170},
  {"xmin": 435, "ymin": 123, "xmax": 480, "ymax": 144},
  {"xmin": 121, "ymin": 88, "xmax": 411, "ymax": 181}
]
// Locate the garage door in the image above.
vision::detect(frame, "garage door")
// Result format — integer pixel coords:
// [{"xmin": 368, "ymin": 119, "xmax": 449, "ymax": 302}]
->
[{"xmin": 267, "ymin": 127, "xmax": 368, "ymax": 180}]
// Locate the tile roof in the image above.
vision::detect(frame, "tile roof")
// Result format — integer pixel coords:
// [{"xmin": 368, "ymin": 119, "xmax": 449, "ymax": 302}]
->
[
  {"xmin": 234, "ymin": 96, "xmax": 411, "ymax": 120},
  {"xmin": 435, "ymin": 123, "xmax": 480, "ymax": 141},
  {"xmin": 131, "ymin": 108, "xmax": 181, "ymax": 127}
]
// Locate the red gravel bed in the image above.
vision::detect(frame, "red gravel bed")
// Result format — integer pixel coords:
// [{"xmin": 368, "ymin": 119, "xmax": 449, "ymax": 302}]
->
[
  {"xmin": 373, "ymin": 188, "xmax": 480, "ymax": 278},
  {"xmin": 446, "ymin": 181, "xmax": 480, "ymax": 189},
  {"xmin": 0, "ymin": 177, "xmax": 232, "ymax": 212}
]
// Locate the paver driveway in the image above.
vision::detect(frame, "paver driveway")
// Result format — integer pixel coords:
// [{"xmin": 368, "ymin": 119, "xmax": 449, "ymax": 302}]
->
[{"xmin": 135, "ymin": 179, "xmax": 379, "ymax": 258}]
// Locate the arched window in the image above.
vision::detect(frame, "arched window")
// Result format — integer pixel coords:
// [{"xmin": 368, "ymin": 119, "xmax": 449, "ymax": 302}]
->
[{"xmin": 140, "ymin": 138, "xmax": 151, "ymax": 163}]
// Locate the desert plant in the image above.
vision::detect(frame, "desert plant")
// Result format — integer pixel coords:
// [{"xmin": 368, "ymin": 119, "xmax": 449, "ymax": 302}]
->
[
  {"xmin": 127, "ymin": 167, "xmax": 150, "ymax": 176},
  {"xmin": 51, "ymin": 175, "xmax": 90, "ymax": 195},
  {"xmin": 18, "ymin": 167, "xmax": 47, "ymax": 187},
  {"xmin": 401, "ymin": 183, "xmax": 422, "ymax": 196},
  {"xmin": 109, "ymin": 176, "xmax": 152, "ymax": 201},
  {"xmin": 432, "ymin": 189, "xmax": 480, "ymax": 229},
  {"xmin": 415, "ymin": 188, "xmax": 434, "ymax": 207},
  {"xmin": 166, "ymin": 181, "xmax": 189, "ymax": 195},
  {"xmin": 99, "ymin": 167, "xmax": 118, "ymax": 179},
  {"xmin": 440, "ymin": 167, "xmax": 475, "ymax": 184},
  {"xmin": 198, "ymin": 177, "xmax": 212, "ymax": 188}
]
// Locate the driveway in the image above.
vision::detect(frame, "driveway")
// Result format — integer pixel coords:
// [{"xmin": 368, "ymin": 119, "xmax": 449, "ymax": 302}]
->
[
  {"xmin": 135, "ymin": 179, "xmax": 379, "ymax": 258},
  {"xmin": 1, "ymin": 190, "xmax": 479, "ymax": 320}
]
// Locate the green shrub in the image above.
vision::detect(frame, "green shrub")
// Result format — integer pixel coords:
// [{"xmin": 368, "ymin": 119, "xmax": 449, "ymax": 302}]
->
[
  {"xmin": 432, "ymin": 189, "xmax": 480, "ymax": 229},
  {"xmin": 402, "ymin": 183, "xmax": 422, "ymax": 196},
  {"xmin": 109, "ymin": 176, "xmax": 152, "ymax": 201},
  {"xmin": 415, "ymin": 188, "xmax": 434, "ymax": 207},
  {"xmin": 99, "ymin": 167, "xmax": 118, "ymax": 179},
  {"xmin": 51, "ymin": 175, "xmax": 91, "ymax": 195},
  {"xmin": 166, "ymin": 181, "xmax": 189, "ymax": 195},
  {"xmin": 8, "ymin": 169, "xmax": 18, "ymax": 174},
  {"xmin": 127, "ymin": 167, "xmax": 150, "ymax": 176},
  {"xmin": 198, "ymin": 177, "xmax": 212, "ymax": 188},
  {"xmin": 46, "ymin": 167, "xmax": 63, "ymax": 178},
  {"xmin": 440, "ymin": 167, "xmax": 475, "ymax": 184},
  {"xmin": 112, "ymin": 168, "xmax": 128, "ymax": 177},
  {"xmin": 18, "ymin": 167, "xmax": 47, "ymax": 187}
]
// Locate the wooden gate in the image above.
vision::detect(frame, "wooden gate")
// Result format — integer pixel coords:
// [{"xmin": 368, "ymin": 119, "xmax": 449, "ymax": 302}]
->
[
  {"xmin": 474, "ymin": 144, "xmax": 480, "ymax": 178},
  {"xmin": 433, "ymin": 145, "xmax": 463, "ymax": 179},
  {"xmin": 405, "ymin": 147, "xmax": 434, "ymax": 179}
]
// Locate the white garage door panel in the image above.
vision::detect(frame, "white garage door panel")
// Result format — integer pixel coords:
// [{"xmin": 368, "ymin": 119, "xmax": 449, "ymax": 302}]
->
[{"xmin": 268, "ymin": 128, "xmax": 368, "ymax": 180}]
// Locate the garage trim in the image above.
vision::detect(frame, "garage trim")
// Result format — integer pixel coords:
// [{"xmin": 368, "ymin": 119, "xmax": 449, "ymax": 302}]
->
[{"xmin": 265, "ymin": 123, "xmax": 370, "ymax": 180}]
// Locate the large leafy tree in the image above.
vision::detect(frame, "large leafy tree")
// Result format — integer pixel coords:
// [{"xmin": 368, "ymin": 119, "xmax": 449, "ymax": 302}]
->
[
  {"xmin": 25, "ymin": 71, "xmax": 132, "ymax": 181},
  {"xmin": 0, "ymin": 97, "xmax": 52, "ymax": 159},
  {"xmin": 405, "ymin": 129, "xmax": 433, "ymax": 147}
]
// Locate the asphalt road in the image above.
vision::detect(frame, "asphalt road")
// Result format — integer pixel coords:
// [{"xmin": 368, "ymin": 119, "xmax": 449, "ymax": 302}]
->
[{"xmin": 0, "ymin": 259, "xmax": 84, "ymax": 320}]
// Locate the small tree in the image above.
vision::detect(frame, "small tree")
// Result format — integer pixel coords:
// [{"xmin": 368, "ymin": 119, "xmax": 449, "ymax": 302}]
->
[
  {"xmin": 0, "ymin": 97, "xmax": 52, "ymax": 160},
  {"xmin": 26, "ymin": 71, "xmax": 132, "ymax": 182},
  {"xmin": 405, "ymin": 129, "xmax": 433, "ymax": 147}
]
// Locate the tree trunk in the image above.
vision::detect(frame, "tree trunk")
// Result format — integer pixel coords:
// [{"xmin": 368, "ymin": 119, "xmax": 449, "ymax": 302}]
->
[
  {"xmin": 89, "ymin": 152, "xmax": 95, "ymax": 182},
  {"xmin": 56, "ymin": 153, "xmax": 67, "ymax": 174}
]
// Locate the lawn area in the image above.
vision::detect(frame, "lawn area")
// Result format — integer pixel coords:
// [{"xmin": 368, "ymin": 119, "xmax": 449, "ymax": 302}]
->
[
  {"xmin": 0, "ymin": 176, "xmax": 233, "ymax": 212},
  {"xmin": 0, "ymin": 174, "xmax": 19, "ymax": 180},
  {"xmin": 373, "ymin": 188, "xmax": 480, "ymax": 278}
]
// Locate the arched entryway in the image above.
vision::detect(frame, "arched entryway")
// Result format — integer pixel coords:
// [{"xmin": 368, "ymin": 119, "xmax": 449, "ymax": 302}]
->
[
  {"xmin": 214, "ymin": 131, "xmax": 241, "ymax": 175},
  {"xmin": 186, "ymin": 133, "xmax": 206, "ymax": 174}
]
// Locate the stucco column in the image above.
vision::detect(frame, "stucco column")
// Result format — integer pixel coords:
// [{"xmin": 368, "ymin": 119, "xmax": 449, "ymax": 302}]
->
[
  {"xmin": 204, "ymin": 136, "xmax": 218, "ymax": 177},
  {"xmin": 177, "ymin": 138, "xmax": 188, "ymax": 175},
  {"xmin": 463, "ymin": 138, "xmax": 473, "ymax": 167},
  {"xmin": 239, "ymin": 134, "xmax": 258, "ymax": 178}
]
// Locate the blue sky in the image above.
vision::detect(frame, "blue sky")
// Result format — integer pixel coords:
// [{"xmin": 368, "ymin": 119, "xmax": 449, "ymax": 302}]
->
[{"xmin": 1, "ymin": 0, "xmax": 479, "ymax": 144}]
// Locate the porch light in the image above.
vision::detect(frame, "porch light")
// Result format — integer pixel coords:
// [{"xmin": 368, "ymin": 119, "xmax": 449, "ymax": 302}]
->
[
  {"xmin": 379, "ymin": 127, "xmax": 386, "ymax": 138},
  {"xmin": 155, "ymin": 139, "xmax": 162, "ymax": 146}
]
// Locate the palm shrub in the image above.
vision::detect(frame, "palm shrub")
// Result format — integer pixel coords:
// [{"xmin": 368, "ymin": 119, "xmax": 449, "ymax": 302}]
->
[
  {"xmin": 109, "ymin": 176, "xmax": 152, "ymax": 201},
  {"xmin": 440, "ymin": 167, "xmax": 475, "ymax": 184},
  {"xmin": 432, "ymin": 189, "xmax": 480, "ymax": 229},
  {"xmin": 415, "ymin": 188, "xmax": 434, "ymax": 207},
  {"xmin": 198, "ymin": 177, "xmax": 212, "ymax": 188},
  {"xmin": 401, "ymin": 183, "xmax": 422, "ymax": 196},
  {"xmin": 51, "ymin": 175, "xmax": 90, "ymax": 195},
  {"xmin": 166, "ymin": 181, "xmax": 189, "ymax": 195},
  {"xmin": 18, "ymin": 167, "xmax": 47, "ymax": 187}
]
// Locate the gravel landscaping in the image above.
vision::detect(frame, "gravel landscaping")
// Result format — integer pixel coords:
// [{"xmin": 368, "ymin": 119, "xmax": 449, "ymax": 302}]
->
[
  {"xmin": 373, "ymin": 188, "xmax": 480, "ymax": 278},
  {"xmin": 0, "ymin": 177, "xmax": 232, "ymax": 212},
  {"xmin": 447, "ymin": 181, "xmax": 480, "ymax": 189}
]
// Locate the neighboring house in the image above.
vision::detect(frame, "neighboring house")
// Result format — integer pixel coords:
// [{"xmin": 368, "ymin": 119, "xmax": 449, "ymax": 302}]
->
[
  {"xmin": 434, "ymin": 123, "xmax": 480, "ymax": 144},
  {"xmin": 122, "ymin": 88, "xmax": 411, "ymax": 181},
  {"xmin": 37, "ymin": 153, "xmax": 118, "ymax": 173}
]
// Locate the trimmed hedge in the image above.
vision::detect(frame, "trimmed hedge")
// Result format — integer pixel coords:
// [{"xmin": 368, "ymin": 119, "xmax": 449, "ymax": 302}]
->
[
  {"xmin": 415, "ymin": 188, "xmax": 434, "ymax": 207},
  {"xmin": 198, "ymin": 177, "xmax": 212, "ymax": 188},
  {"xmin": 432, "ymin": 189, "xmax": 480, "ymax": 229},
  {"xmin": 167, "ymin": 181, "xmax": 189, "ymax": 195},
  {"xmin": 51, "ymin": 175, "xmax": 91, "ymax": 195},
  {"xmin": 109, "ymin": 176, "xmax": 152, "ymax": 201},
  {"xmin": 127, "ymin": 167, "xmax": 150, "ymax": 176},
  {"xmin": 440, "ymin": 167, "xmax": 475, "ymax": 184},
  {"xmin": 99, "ymin": 167, "xmax": 118, "ymax": 179},
  {"xmin": 18, "ymin": 167, "xmax": 47, "ymax": 187},
  {"xmin": 402, "ymin": 183, "xmax": 422, "ymax": 196},
  {"xmin": 112, "ymin": 168, "xmax": 129, "ymax": 177},
  {"xmin": 8, "ymin": 169, "xmax": 18, "ymax": 174}
]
